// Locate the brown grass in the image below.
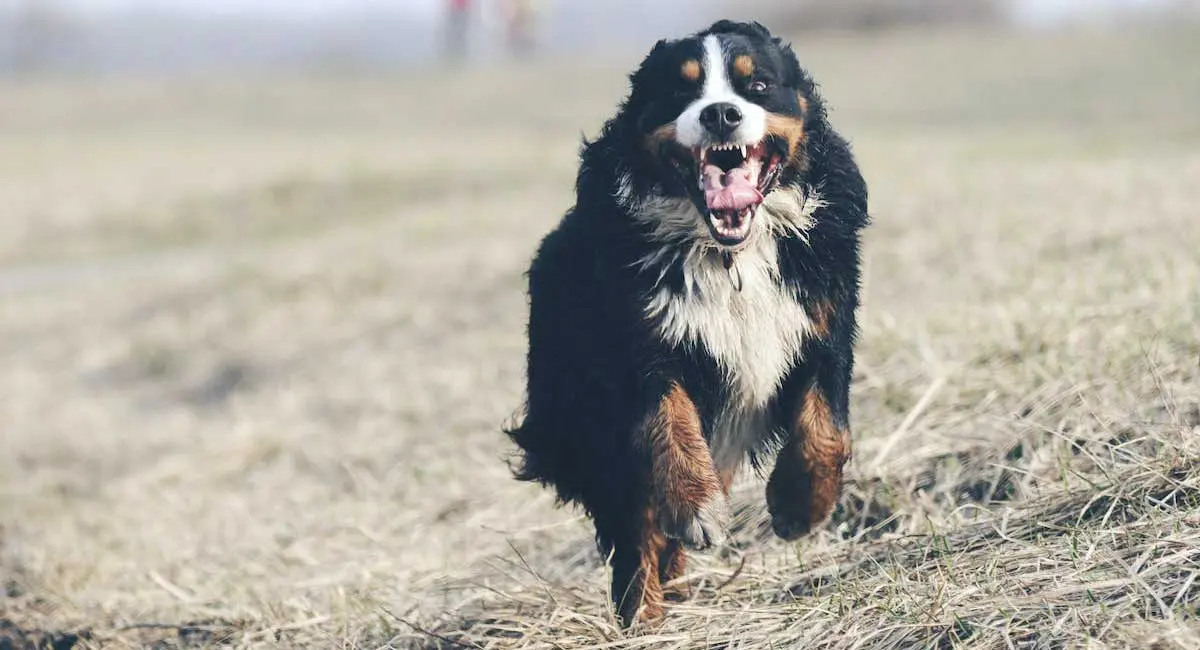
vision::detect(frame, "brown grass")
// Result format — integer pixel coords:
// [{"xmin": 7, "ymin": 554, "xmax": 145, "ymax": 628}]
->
[{"xmin": 2, "ymin": 25, "xmax": 1199, "ymax": 650}]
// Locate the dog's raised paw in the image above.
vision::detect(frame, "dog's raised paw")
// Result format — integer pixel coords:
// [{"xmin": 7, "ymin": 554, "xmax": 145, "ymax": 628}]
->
[{"xmin": 769, "ymin": 509, "xmax": 816, "ymax": 542}]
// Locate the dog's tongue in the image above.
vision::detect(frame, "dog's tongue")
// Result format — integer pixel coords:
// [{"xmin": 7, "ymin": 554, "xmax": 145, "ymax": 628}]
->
[{"xmin": 702, "ymin": 163, "xmax": 762, "ymax": 212}]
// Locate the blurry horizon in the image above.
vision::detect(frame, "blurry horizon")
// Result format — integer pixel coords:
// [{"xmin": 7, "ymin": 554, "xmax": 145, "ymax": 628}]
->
[
  {"xmin": 0, "ymin": 0, "xmax": 1194, "ymax": 74},
  {"xmin": 0, "ymin": 0, "xmax": 723, "ymax": 74},
  {"xmin": 13, "ymin": 0, "xmax": 1182, "ymax": 20}
]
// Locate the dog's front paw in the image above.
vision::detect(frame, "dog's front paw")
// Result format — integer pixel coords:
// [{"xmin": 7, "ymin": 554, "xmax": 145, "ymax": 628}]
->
[
  {"xmin": 660, "ymin": 496, "xmax": 729, "ymax": 550},
  {"xmin": 768, "ymin": 506, "xmax": 817, "ymax": 542},
  {"xmin": 765, "ymin": 475, "xmax": 832, "ymax": 542}
]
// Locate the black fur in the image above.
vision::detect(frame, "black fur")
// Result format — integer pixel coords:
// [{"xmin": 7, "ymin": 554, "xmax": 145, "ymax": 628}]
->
[{"xmin": 505, "ymin": 19, "xmax": 869, "ymax": 621}]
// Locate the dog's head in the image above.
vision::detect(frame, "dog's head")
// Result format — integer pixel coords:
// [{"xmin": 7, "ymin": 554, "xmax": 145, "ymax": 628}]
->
[{"xmin": 613, "ymin": 21, "xmax": 822, "ymax": 249}]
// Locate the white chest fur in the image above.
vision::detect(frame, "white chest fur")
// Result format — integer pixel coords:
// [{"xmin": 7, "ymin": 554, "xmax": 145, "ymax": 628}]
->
[
  {"xmin": 646, "ymin": 242, "xmax": 812, "ymax": 405},
  {"xmin": 645, "ymin": 240, "xmax": 814, "ymax": 469},
  {"xmin": 632, "ymin": 186, "xmax": 822, "ymax": 469}
]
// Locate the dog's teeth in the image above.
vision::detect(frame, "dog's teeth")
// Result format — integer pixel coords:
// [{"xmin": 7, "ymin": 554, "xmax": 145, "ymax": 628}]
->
[{"xmin": 740, "ymin": 145, "xmax": 747, "ymax": 157}]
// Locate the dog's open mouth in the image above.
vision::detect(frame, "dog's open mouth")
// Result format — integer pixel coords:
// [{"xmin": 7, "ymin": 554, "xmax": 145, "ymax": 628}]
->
[{"xmin": 684, "ymin": 141, "xmax": 783, "ymax": 247}]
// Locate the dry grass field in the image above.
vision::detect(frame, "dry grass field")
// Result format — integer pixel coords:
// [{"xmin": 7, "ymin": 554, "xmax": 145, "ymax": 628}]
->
[{"xmin": 2, "ymin": 23, "xmax": 1200, "ymax": 650}]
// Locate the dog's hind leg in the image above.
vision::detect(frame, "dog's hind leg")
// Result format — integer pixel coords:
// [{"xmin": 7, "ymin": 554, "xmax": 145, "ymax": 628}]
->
[
  {"xmin": 609, "ymin": 507, "xmax": 668, "ymax": 627},
  {"xmin": 644, "ymin": 382, "xmax": 728, "ymax": 550},
  {"xmin": 658, "ymin": 539, "xmax": 690, "ymax": 600}
]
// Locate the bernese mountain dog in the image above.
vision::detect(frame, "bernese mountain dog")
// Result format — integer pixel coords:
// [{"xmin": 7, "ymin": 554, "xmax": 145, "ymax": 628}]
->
[{"xmin": 506, "ymin": 19, "xmax": 869, "ymax": 626}]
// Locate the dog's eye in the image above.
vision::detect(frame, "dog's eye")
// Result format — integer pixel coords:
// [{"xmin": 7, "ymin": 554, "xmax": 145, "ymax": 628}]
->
[{"xmin": 747, "ymin": 80, "xmax": 770, "ymax": 95}]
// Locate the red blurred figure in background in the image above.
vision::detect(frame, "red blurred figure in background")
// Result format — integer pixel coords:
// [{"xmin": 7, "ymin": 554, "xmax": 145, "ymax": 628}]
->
[{"xmin": 444, "ymin": 0, "xmax": 539, "ymax": 64}]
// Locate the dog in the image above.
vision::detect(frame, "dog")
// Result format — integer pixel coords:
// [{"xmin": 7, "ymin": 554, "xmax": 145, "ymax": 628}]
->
[{"xmin": 505, "ymin": 19, "xmax": 868, "ymax": 626}]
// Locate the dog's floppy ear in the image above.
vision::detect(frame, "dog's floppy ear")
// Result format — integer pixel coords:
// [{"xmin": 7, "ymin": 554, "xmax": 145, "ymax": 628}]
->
[
  {"xmin": 646, "ymin": 38, "xmax": 671, "ymax": 57},
  {"xmin": 617, "ymin": 38, "xmax": 672, "ymax": 136},
  {"xmin": 627, "ymin": 38, "xmax": 669, "ymax": 86}
]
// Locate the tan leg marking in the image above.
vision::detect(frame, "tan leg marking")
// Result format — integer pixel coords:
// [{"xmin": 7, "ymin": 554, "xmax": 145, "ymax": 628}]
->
[{"xmin": 766, "ymin": 387, "xmax": 851, "ymax": 540}]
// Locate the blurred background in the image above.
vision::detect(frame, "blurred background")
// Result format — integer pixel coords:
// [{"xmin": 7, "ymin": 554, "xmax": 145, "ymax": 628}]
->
[
  {"xmin": 2, "ymin": 1, "xmax": 1199, "ymax": 648},
  {"xmin": 1, "ymin": 0, "xmax": 1198, "ymax": 73}
]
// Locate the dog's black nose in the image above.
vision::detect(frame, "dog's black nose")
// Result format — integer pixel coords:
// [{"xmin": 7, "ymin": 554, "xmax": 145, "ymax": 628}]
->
[{"xmin": 699, "ymin": 102, "xmax": 743, "ymax": 139}]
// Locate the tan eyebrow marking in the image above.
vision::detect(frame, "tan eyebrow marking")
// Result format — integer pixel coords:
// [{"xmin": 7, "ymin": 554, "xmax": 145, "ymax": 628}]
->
[
  {"xmin": 733, "ymin": 55, "xmax": 755, "ymax": 78},
  {"xmin": 681, "ymin": 59, "xmax": 701, "ymax": 82}
]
